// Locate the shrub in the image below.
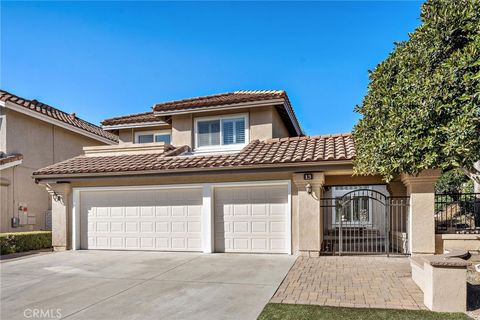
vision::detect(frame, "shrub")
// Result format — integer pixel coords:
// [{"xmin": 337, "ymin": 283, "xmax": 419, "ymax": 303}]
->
[{"xmin": 0, "ymin": 231, "xmax": 52, "ymax": 255}]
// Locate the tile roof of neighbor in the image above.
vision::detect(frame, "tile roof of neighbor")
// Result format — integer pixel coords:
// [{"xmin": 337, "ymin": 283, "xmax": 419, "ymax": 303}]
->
[
  {"xmin": 101, "ymin": 111, "xmax": 160, "ymax": 126},
  {"xmin": 33, "ymin": 134, "xmax": 355, "ymax": 177},
  {"xmin": 152, "ymin": 90, "xmax": 287, "ymax": 112},
  {"xmin": 0, "ymin": 154, "xmax": 23, "ymax": 166},
  {"xmin": 0, "ymin": 90, "xmax": 119, "ymax": 143}
]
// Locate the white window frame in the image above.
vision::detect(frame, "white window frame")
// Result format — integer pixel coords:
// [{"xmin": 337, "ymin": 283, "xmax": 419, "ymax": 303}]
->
[
  {"xmin": 134, "ymin": 129, "xmax": 172, "ymax": 144},
  {"xmin": 193, "ymin": 113, "xmax": 249, "ymax": 152}
]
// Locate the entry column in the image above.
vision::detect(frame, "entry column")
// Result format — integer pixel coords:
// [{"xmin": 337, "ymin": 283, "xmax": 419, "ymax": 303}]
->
[
  {"xmin": 401, "ymin": 170, "xmax": 441, "ymax": 255},
  {"xmin": 293, "ymin": 172, "xmax": 325, "ymax": 257}
]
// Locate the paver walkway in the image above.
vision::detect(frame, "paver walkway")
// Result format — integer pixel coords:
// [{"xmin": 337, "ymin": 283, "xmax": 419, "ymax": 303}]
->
[{"xmin": 271, "ymin": 255, "xmax": 426, "ymax": 310}]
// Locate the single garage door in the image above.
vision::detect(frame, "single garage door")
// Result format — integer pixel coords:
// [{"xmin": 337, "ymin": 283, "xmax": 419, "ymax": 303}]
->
[
  {"xmin": 214, "ymin": 185, "xmax": 289, "ymax": 253},
  {"xmin": 80, "ymin": 188, "xmax": 202, "ymax": 251}
]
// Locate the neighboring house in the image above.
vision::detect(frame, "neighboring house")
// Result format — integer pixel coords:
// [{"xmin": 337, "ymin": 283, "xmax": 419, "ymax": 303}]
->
[
  {"xmin": 32, "ymin": 90, "xmax": 442, "ymax": 256},
  {"xmin": 0, "ymin": 90, "xmax": 118, "ymax": 233}
]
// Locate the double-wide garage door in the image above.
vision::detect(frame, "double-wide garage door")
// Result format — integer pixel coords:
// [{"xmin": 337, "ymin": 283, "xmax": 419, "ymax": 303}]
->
[{"xmin": 80, "ymin": 184, "xmax": 289, "ymax": 253}]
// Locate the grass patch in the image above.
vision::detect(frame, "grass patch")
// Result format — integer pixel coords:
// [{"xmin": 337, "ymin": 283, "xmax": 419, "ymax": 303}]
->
[
  {"xmin": 0, "ymin": 231, "xmax": 52, "ymax": 255},
  {"xmin": 258, "ymin": 303, "xmax": 470, "ymax": 320}
]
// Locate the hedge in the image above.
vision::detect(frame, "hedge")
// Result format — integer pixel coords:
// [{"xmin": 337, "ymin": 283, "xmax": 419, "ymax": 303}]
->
[{"xmin": 0, "ymin": 231, "xmax": 52, "ymax": 255}]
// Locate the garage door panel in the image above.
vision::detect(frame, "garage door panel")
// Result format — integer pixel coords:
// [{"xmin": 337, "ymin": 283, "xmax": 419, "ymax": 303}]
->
[
  {"xmin": 155, "ymin": 207, "xmax": 170, "ymax": 216},
  {"xmin": 155, "ymin": 221, "xmax": 169, "ymax": 232},
  {"xmin": 270, "ymin": 221, "xmax": 286, "ymax": 232},
  {"xmin": 233, "ymin": 221, "xmax": 249, "ymax": 232},
  {"xmin": 125, "ymin": 207, "xmax": 139, "ymax": 217},
  {"xmin": 251, "ymin": 238, "xmax": 267, "ymax": 250},
  {"xmin": 251, "ymin": 204, "xmax": 267, "ymax": 216},
  {"xmin": 80, "ymin": 188, "xmax": 202, "ymax": 251},
  {"xmin": 140, "ymin": 207, "xmax": 155, "ymax": 217},
  {"xmin": 251, "ymin": 221, "xmax": 267, "ymax": 233},
  {"xmin": 214, "ymin": 185, "xmax": 288, "ymax": 254}
]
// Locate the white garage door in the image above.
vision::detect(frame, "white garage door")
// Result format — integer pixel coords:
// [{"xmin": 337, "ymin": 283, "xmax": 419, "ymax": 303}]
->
[
  {"xmin": 80, "ymin": 188, "xmax": 202, "ymax": 251},
  {"xmin": 214, "ymin": 185, "xmax": 289, "ymax": 253}
]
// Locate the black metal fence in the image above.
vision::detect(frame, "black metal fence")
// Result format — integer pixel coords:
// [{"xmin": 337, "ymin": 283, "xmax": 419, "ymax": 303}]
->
[
  {"xmin": 320, "ymin": 189, "xmax": 410, "ymax": 255},
  {"xmin": 434, "ymin": 193, "xmax": 480, "ymax": 234}
]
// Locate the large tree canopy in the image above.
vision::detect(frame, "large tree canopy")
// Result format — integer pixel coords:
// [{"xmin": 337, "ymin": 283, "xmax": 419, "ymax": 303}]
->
[{"xmin": 353, "ymin": 0, "xmax": 480, "ymax": 190}]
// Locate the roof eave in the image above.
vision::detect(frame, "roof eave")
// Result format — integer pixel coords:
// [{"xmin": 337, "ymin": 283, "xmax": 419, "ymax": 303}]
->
[
  {"xmin": 152, "ymin": 97, "xmax": 303, "ymax": 136},
  {"xmin": 0, "ymin": 158, "xmax": 23, "ymax": 171},
  {"xmin": 102, "ymin": 121, "xmax": 170, "ymax": 131},
  {"xmin": 5, "ymin": 101, "xmax": 118, "ymax": 145},
  {"xmin": 32, "ymin": 159, "xmax": 354, "ymax": 180}
]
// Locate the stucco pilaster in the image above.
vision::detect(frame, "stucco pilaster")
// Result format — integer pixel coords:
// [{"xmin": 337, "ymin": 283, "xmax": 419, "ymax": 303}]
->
[
  {"xmin": 293, "ymin": 172, "xmax": 325, "ymax": 256},
  {"xmin": 401, "ymin": 169, "xmax": 441, "ymax": 255},
  {"xmin": 46, "ymin": 183, "xmax": 72, "ymax": 251}
]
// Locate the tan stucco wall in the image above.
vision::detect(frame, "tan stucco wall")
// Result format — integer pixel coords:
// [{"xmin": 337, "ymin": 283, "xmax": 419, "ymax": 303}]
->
[
  {"xmin": 272, "ymin": 107, "xmax": 290, "ymax": 138},
  {"xmin": 249, "ymin": 106, "xmax": 273, "ymax": 141},
  {"xmin": 171, "ymin": 114, "xmax": 193, "ymax": 147},
  {"xmin": 118, "ymin": 129, "xmax": 134, "ymax": 143},
  {"xmin": 0, "ymin": 109, "xmax": 106, "ymax": 233},
  {"xmin": 0, "ymin": 108, "xmax": 6, "ymax": 152},
  {"xmin": 169, "ymin": 105, "xmax": 293, "ymax": 148},
  {"xmin": 435, "ymin": 234, "xmax": 480, "ymax": 254},
  {"xmin": 401, "ymin": 170, "xmax": 441, "ymax": 255}
]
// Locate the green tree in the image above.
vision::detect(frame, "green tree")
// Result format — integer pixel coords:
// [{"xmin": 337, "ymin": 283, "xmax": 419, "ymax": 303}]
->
[
  {"xmin": 353, "ymin": 0, "xmax": 480, "ymax": 192},
  {"xmin": 435, "ymin": 169, "xmax": 474, "ymax": 194}
]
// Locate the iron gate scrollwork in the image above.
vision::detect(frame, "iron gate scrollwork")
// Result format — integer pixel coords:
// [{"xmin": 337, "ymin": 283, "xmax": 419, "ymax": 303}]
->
[{"xmin": 320, "ymin": 189, "xmax": 410, "ymax": 255}]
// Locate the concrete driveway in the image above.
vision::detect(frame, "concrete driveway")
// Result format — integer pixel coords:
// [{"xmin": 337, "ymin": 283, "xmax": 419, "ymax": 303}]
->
[{"xmin": 1, "ymin": 251, "xmax": 295, "ymax": 320}]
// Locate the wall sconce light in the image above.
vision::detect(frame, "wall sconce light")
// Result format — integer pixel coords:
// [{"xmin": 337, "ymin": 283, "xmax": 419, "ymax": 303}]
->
[{"xmin": 306, "ymin": 183, "xmax": 312, "ymax": 195}]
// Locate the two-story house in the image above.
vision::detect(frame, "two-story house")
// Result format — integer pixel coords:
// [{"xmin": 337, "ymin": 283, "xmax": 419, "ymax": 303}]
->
[
  {"xmin": 0, "ymin": 90, "xmax": 118, "ymax": 233},
  {"xmin": 33, "ymin": 90, "xmax": 416, "ymax": 256}
]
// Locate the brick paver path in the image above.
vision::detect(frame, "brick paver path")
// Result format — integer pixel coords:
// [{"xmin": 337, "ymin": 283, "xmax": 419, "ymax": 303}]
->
[{"xmin": 271, "ymin": 256, "xmax": 426, "ymax": 310}]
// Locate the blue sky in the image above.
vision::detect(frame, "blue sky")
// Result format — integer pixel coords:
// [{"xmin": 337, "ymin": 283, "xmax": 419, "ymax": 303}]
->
[{"xmin": 1, "ymin": 1, "xmax": 422, "ymax": 135}]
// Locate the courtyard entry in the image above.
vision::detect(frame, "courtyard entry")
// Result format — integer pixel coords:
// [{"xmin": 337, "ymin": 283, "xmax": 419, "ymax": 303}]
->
[{"xmin": 321, "ymin": 186, "xmax": 410, "ymax": 255}]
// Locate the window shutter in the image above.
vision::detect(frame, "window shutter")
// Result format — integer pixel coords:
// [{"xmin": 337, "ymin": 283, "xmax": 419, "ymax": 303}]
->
[
  {"xmin": 198, "ymin": 120, "xmax": 220, "ymax": 147},
  {"xmin": 223, "ymin": 120, "xmax": 234, "ymax": 145},
  {"xmin": 235, "ymin": 118, "xmax": 245, "ymax": 143}
]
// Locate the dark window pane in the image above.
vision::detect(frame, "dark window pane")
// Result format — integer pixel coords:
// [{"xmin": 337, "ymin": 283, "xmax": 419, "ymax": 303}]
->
[
  {"xmin": 155, "ymin": 134, "xmax": 171, "ymax": 144},
  {"xmin": 138, "ymin": 134, "xmax": 154, "ymax": 143}
]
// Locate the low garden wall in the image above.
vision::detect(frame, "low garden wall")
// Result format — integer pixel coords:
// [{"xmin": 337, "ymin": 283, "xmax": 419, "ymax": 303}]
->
[
  {"xmin": 435, "ymin": 234, "xmax": 480, "ymax": 254},
  {"xmin": 0, "ymin": 231, "xmax": 52, "ymax": 255}
]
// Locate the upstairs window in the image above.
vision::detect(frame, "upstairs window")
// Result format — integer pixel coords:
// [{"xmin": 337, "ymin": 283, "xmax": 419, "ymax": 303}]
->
[
  {"xmin": 195, "ymin": 114, "xmax": 248, "ymax": 151},
  {"xmin": 135, "ymin": 130, "xmax": 171, "ymax": 144}
]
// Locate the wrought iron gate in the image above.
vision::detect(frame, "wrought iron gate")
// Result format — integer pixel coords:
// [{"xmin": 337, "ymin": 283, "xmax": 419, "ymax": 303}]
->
[{"xmin": 321, "ymin": 189, "xmax": 410, "ymax": 255}]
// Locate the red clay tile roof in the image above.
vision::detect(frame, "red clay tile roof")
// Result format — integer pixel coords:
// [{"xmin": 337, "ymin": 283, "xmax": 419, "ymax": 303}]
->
[
  {"xmin": 33, "ymin": 134, "xmax": 354, "ymax": 177},
  {"xmin": 0, "ymin": 154, "xmax": 23, "ymax": 166},
  {"xmin": 101, "ymin": 112, "xmax": 164, "ymax": 126},
  {"xmin": 104, "ymin": 90, "xmax": 302, "ymax": 135},
  {"xmin": 1, "ymin": 90, "xmax": 118, "ymax": 143},
  {"xmin": 153, "ymin": 90, "xmax": 286, "ymax": 112}
]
